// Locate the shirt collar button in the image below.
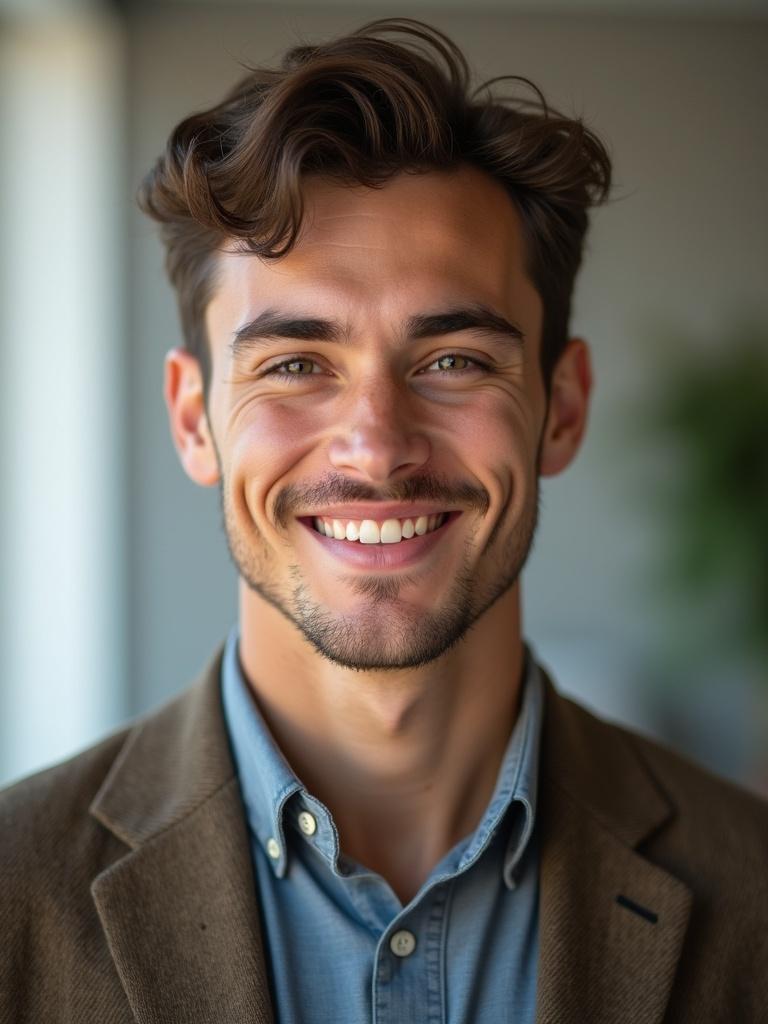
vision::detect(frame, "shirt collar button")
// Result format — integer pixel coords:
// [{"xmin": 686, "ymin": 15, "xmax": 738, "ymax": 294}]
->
[{"xmin": 298, "ymin": 810, "xmax": 317, "ymax": 836}]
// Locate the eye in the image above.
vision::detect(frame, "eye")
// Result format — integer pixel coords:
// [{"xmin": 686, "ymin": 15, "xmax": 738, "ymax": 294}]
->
[
  {"xmin": 263, "ymin": 357, "xmax": 322, "ymax": 378},
  {"xmin": 423, "ymin": 353, "xmax": 489, "ymax": 374}
]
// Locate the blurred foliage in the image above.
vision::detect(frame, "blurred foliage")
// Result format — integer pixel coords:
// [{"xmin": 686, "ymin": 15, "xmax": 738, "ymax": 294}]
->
[{"xmin": 636, "ymin": 321, "xmax": 768, "ymax": 683}]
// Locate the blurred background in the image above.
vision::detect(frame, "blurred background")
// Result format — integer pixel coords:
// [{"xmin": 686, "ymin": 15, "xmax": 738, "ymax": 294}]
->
[{"xmin": 1, "ymin": 0, "xmax": 766, "ymax": 793}]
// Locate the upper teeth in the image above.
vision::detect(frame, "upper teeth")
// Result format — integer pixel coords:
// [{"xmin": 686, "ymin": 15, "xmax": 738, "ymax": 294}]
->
[{"xmin": 312, "ymin": 514, "xmax": 447, "ymax": 544}]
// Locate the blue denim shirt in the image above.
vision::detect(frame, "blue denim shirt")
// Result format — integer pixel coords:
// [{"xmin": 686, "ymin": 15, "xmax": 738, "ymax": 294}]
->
[{"xmin": 221, "ymin": 624, "xmax": 543, "ymax": 1023}]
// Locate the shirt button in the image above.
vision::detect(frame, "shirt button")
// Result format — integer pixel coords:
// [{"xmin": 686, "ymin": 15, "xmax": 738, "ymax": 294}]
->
[
  {"xmin": 266, "ymin": 837, "xmax": 281, "ymax": 860},
  {"xmin": 297, "ymin": 811, "xmax": 317, "ymax": 836},
  {"xmin": 389, "ymin": 929, "xmax": 417, "ymax": 958}
]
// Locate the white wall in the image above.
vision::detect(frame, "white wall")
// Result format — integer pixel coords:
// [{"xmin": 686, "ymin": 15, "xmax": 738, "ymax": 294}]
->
[{"xmin": 0, "ymin": 13, "xmax": 128, "ymax": 785}]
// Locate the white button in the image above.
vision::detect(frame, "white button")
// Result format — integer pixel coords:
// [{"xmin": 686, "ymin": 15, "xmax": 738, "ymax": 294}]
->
[
  {"xmin": 297, "ymin": 810, "xmax": 317, "ymax": 836},
  {"xmin": 389, "ymin": 929, "xmax": 417, "ymax": 958},
  {"xmin": 266, "ymin": 837, "xmax": 281, "ymax": 860}
]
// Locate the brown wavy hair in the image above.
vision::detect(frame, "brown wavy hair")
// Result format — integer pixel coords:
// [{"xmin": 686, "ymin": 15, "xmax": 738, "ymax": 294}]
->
[{"xmin": 138, "ymin": 17, "xmax": 611, "ymax": 399}]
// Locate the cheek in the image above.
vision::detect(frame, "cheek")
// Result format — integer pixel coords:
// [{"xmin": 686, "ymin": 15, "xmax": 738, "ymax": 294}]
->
[
  {"xmin": 226, "ymin": 399, "xmax": 326, "ymax": 518},
  {"xmin": 228, "ymin": 398, "xmax": 324, "ymax": 465},
  {"xmin": 443, "ymin": 393, "xmax": 539, "ymax": 529},
  {"xmin": 445, "ymin": 391, "xmax": 538, "ymax": 469}
]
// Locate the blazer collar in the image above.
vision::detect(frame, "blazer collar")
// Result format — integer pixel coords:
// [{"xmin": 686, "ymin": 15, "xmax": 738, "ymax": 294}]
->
[
  {"xmin": 535, "ymin": 669, "xmax": 692, "ymax": 1024},
  {"xmin": 89, "ymin": 642, "xmax": 274, "ymax": 1024}
]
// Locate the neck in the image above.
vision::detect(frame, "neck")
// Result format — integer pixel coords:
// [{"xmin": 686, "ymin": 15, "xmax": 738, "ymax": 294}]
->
[{"xmin": 237, "ymin": 581, "xmax": 525, "ymax": 904}]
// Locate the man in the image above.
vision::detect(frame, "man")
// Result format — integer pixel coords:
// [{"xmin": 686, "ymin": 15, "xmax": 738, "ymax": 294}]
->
[{"xmin": 2, "ymin": 17, "xmax": 766, "ymax": 1024}]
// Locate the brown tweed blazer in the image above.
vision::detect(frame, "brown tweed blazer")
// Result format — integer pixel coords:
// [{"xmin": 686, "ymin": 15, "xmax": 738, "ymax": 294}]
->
[{"xmin": 1, "ymin": 643, "xmax": 767, "ymax": 1023}]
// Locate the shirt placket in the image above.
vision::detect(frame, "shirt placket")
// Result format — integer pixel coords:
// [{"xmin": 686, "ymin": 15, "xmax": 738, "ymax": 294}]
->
[{"xmin": 372, "ymin": 883, "xmax": 450, "ymax": 1024}]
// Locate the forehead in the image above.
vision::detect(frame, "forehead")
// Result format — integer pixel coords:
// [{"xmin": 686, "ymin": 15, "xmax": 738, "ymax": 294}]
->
[{"xmin": 207, "ymin": 164, "xmax": 538, "ymax": 340}]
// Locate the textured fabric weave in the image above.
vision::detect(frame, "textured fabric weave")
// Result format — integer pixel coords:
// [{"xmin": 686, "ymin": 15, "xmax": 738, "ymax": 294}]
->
[{"xmin": 2, "ymin": 639, "xmax": 768, "ymax": 1022}]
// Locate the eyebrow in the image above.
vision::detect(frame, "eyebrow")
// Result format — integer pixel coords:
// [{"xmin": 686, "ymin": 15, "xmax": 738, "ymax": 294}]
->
[{"xmin": 229, "ymin": 303, "xmax": 525, "ymax": 359}]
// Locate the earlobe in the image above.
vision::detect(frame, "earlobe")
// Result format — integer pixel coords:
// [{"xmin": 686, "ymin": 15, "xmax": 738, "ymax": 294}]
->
[
  {"xmin": 538, "ymin": 338, "xmax": 592, "ymax": 478},
  {"xmin": 163, "ymin": 347, "xmax": 220, "ymax": 487}
]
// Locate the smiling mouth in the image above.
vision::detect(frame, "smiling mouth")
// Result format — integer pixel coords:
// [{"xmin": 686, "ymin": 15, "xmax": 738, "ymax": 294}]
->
[{"xmin": 307, "ymin": 512, "xmax": 453, "ymax": 545}]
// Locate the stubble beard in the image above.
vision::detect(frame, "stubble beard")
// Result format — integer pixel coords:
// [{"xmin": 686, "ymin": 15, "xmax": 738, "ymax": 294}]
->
[{"xmin": 219, "ymin": 478, "xmax": 542, "ymax": 673}]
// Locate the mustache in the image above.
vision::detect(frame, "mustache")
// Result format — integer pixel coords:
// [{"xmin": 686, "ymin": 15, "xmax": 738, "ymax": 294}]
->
[{"xmin": 273, "ymin": 472, "xmax": 490, "ymax": 529}]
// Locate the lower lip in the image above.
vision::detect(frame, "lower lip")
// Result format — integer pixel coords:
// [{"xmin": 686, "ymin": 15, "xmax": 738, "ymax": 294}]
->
[{"xmin": 298, "ymin": 512, "xmax": 462, "ymax": 570}]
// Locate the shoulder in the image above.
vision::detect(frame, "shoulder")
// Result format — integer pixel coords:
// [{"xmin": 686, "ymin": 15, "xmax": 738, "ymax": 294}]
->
[
  {"xmin": 0, "ymin": 726, "xmax": 135, "ymax": 889},
  {"xmin": 610, "ymin": 697, "xmax": 761, "ymax": 822},
  {"xmin": 548, "ymin": 684, "xmax": 768, "ymax": 878},
  {"xmin": 626, "ymin": 715, "xmax": 768, "ymax": 836},
  {"xmin": 0, "ymin": 727, "xmax": 138, "ymax": 1018},
  {"xmin": 0, "ymin": 641, "xmax": 227, "ymax": 858},
  {"xmin": 0, "ymin": 650, "xmax": 228, "ymax": 1020},
  {"xmin": 561, "ymin": 685, "xmax": 766, "ymax": 824}
]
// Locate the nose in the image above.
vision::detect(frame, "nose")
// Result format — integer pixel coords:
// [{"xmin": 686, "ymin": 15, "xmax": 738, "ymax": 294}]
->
[{"xmin": 327, "ymin": 374, "xmax": 430, "ymax": 484}]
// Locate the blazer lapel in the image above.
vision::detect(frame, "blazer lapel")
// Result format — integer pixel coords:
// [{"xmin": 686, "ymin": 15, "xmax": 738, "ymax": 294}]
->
[
  {"xmin": 89, "ymin": 645, "xmax": 274, "ymax": 1024},
  {"xmin": 535, "ymin": 673, "xmax": 692, "ymax": 1024},
  {"xmin": 84, "ymin": 641, "xmax": 692, "ymax": 1023}
]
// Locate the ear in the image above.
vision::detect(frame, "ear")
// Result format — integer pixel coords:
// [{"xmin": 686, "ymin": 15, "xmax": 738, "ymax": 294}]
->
[
  {"xmin": 538, "ymin": 337, "xmax": 593, "ymax": 478},
  {"xmin": 163, "ymin": 347, "xmax": 220, "ymax": 487}
]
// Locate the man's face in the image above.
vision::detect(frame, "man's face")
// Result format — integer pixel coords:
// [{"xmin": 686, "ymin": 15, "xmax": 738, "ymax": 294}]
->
[{"xmin": 197, "ymin": 166, "xmax": 555, "ymax": 670}]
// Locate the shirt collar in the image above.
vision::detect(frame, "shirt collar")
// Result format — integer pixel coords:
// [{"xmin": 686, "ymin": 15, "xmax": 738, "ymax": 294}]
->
[
  {"xmin": 221, "ymin": 623, "xmax": 544, "ymax": 889},
  {"xmin": 221, "ymin": 624, "xmax": 300, "ymax": 877},
  {"xmin": 478, "ymin": 642, "xmax": 543, "ymax": 890}
]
